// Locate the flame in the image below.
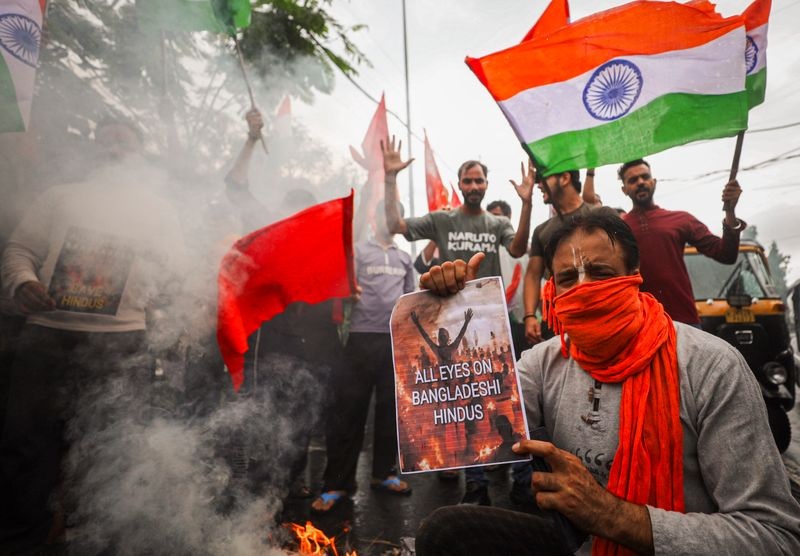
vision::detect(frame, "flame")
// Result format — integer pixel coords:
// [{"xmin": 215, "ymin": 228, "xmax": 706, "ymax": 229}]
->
[
  {"xmin": 285, "ymin": 521, "xmax": 357, "ymax": 555},
  {"xmin": 474, "ymin": 443, "xmax": 499, "ymax": 463}
]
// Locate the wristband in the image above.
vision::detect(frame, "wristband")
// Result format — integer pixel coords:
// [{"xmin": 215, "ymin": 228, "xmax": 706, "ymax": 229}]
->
[
  {"xmin": 586, "ymin": 172, "xmax": 595, "ymax": 177},
  {"xmin": 523, "ymin": 314, "xmax": 537, "ymax": 321},
  {"xmin": 724, "ymin": 218, "xmax": 745, "ymax": 232}
]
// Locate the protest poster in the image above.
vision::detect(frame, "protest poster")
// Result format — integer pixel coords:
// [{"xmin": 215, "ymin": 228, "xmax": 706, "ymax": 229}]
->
[
  {"xmin": 48, "ymin": 226, "xmax": 135, "ymax": 315},
  {"xmin": 391, "ymin": 276, "xmax": 530, "ymax": 473}
]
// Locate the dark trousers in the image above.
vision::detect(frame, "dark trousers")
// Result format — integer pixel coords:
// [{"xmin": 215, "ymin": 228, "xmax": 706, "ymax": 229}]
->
[
  {"xmin": 322, "ymin": 332, "xmax": 397, "ymax": 492},
  {"xmin": 416, "ymin": 505, "xmax": 572, "ymax": 556},
  {"xmin": 0, "ymin": 324, "xmax": 149, "ymax": 549}
]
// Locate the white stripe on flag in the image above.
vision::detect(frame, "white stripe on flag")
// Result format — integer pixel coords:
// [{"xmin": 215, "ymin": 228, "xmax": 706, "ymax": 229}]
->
[{"xmin": 498, "ymin": 28, "xmax": 746, "ymax": 145}]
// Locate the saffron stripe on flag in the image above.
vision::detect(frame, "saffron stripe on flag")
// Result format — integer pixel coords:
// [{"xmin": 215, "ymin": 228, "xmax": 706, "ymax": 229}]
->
[
  {"xmin": 466, "ymin": 1, "xmax": 744, "ymax": 101},
  {"xmin": 526, "ymin": 91, "xmax": 748, "ymax": 174},
  {"xmin": 497, "ymin": 29, "xmax": 745, "ymax": 145}
]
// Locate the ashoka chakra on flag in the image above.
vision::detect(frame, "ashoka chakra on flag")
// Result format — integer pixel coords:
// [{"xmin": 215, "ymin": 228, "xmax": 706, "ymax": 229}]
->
[
  {"xmin": 0, "ymin": 13, "xmax": 40, "ymax": 68},
  {"xmin": 745, "ymin": 36, "xmax": 758, "ymax": 74},
  {"xmin": 582, "ymin": 59, "xmax": 643, "ymax": 121}
]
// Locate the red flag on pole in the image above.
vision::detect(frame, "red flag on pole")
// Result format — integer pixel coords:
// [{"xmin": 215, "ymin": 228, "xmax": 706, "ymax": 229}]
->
[
  {"xmin": 217, "ymin": 192, "xmax": 356, "ymax": 391},
  {"xmin": 424, "ymin": 130, "xmax": 450, "ymax": 211},
  {"xmin": 276, "ymin": 95, "xmax": 291, "ymax": 117},
  {"xmin": 521, "ymin": 0, "xmax": 570, "ymax": 42},
  {"xmin": 449, "ymin": 184, "xmax": 462, "ymax": 208},
  {"xmin": 350, "ymin": 94, "xmax": 389, "ymax": 232},
  {"xmin": 505, "ymin": 262, "xmax": 523, "ymax": 304}
]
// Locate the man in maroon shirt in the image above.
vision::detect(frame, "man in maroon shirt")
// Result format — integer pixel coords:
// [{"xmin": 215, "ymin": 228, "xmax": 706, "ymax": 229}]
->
[{"xmin": 619, "ymin": 159, "xmax": 744, "ymax": 325}]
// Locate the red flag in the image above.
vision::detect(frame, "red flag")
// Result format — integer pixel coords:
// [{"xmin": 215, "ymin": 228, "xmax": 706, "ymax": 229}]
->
[
  {"xmin": 449, "ymin": 184, "xmax": 462, "ymax": 208},
  {"xmin": 505, "ymin": 262, "xmax": 523, "ymax": 304},
  {"xmin": 424, "ymin": 130, "xmax": 449, "ymax": 211},
  {"xmin": 350, "ymin": 94, "xmax": 389, "ymax": 232},
  {"xmin": 217, "ymin": 192, "xmax": 356, "ymax": 391},
  {"xmin": 521, "ymin": 0, "xmax": 570, "ymax": 42},
  {"xmin": 276, "ymin": 95, "xmax": 291, "ymax": 117},
  {"xmin": 272, "ymin": 95, "xmax": 293, "ymax": 151}
]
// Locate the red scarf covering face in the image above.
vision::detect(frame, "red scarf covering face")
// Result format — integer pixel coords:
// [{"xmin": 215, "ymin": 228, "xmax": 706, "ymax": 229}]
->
[{"xmin": 542, "ymin": 274, "xmax": 684, "ymax": 556}]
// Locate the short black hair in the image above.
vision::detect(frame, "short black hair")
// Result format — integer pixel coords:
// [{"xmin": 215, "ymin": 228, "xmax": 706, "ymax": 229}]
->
[
  {"xmin": 457, "ymin": 160, "xmax": 489, "ymax": 180},
  {"xmin": 541, "ymin": 169, "xmax": 582, "ymax": 194},
  {"xmin": 617, "ymin": 159, "xmax": 650, "ymax": 181},
  {"xmin": 486, "ymin": 200, "xmax": 511, "ymax": 218},
  {"xmin": 543, "ymin": 210, "xmax": 639, "ymax": 275}
]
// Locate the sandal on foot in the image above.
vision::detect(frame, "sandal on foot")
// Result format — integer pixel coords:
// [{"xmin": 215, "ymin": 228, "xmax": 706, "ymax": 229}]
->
[
  {"xmin": 288, "ymin": 484, "xmax": 313, "ymax": 499},
  {"xmin": 310, "ymin": 491, "xmax": 347, "ymax": 514},
  {"xmin": 370, "ymin": 476, "xmax": 412, "ymax": 495}
]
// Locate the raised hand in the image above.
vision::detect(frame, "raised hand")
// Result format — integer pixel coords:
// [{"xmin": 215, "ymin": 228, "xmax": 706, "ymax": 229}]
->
[
  {"xmin": 380, "ymin": 135, "xmax": 414, "ymax": 177},
  {"xmin": 509, "ymin": 159, "xmax": 536, "ymax": 204},
  {"xmin": 246, "ymin": 108, "xmax": 264, "ymax": 139},
  {"xmin": 722, "ymin": 179, "xmax": 742, "ymax": 212},
  {"xmin": 464, "ymin": 308, "xmax": 474, "ymax": 323}
]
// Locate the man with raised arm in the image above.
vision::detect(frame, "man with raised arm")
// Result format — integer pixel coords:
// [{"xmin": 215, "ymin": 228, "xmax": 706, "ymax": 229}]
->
[
  {"xmin": 619, "ymin": 158, "xmax": 744, "ymax": 325},
  {"xmin": 413, "ymin": 213, "xmax": 800, "ymax": 555},
  {"xmin": 381, "ymin": 136, "xmax": 534, "ymax": 278}
]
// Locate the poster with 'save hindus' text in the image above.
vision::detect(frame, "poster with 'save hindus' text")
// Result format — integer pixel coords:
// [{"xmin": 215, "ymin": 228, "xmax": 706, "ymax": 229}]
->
[
  {"xmin": 391, "ymin": 277, "xmax": 530, "ymax": 473},
  {"xmin": 48, "ymin": 226, "xmax": 136, "ymax": 315}
]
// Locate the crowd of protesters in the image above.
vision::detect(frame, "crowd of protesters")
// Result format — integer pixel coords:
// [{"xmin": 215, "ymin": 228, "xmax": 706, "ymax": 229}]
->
[{"xmin": 0, "ymin": 105, "xmax": 798, "ymax": 556}]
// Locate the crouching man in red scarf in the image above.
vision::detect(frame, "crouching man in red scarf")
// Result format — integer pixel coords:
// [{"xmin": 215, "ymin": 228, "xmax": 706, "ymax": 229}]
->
[{"xmin": 415, "ymin": 212, "xmax": 800, "ymax": 556}]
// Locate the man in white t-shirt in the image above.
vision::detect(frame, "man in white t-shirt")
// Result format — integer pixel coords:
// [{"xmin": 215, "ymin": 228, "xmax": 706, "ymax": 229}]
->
[{"xmin": 0, "ymin": 118, "xmax": 184, "ymax": 552}]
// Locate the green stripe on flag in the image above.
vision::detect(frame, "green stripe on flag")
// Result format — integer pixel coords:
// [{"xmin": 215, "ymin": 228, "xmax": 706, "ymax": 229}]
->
[
  {"xmin": 526, "ymin": 91, "xmax": 748, "ymax": 174},
  {"xmin": 137, "ymin": 0, "xmax": 225, "ymax": 33},
  {"xmin": 0, "ymin": 56, "xmax": 25, "ymax": 133},
  {"xmin": 746, "ymin": 68, "xmax": 766, "ymax": 109}
]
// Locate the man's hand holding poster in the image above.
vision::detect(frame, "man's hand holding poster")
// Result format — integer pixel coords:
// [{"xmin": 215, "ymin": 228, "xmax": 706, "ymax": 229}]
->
[{"xmin": 391, "ymin": 276, "xmax": 530, "ymax": 473}]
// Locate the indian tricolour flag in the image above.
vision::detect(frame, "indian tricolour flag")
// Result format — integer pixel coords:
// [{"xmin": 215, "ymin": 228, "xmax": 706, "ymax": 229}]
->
[
  {"xmin": 0, "ymin": 0, "xmax": 43, "ymax": 132},
  {"xmin": 744, "ymin": 0, "xmax": 770, "ymax": 108},
  {"xmin": 466, "ymin": 1, "xmax": 749, "ymax": 174}
]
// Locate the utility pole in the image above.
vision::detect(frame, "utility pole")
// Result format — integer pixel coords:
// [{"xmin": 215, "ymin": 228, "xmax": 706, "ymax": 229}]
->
[{"xmin": 401, "ymin": 0, "xmax": 416, "ymax": 257}]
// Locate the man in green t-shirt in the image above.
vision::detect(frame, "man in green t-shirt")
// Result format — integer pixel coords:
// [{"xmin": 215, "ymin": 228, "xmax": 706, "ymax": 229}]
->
[
  {"xmin": 523, "ymin": 169, "xmax": 617, "ymax": 345},
  {"xmin": 381, "ymin": 136, "xmax": 533, "ymax": 278}
]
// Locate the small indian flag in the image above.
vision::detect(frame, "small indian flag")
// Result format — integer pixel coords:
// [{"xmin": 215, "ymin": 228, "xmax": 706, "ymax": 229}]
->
[
  {"xmin": 466, "ymin": 1, "xmax": 749, "ymax": 174},
  {"xmin": 0, "ymin": 0, "xmax": 43, "ymax": 132}
]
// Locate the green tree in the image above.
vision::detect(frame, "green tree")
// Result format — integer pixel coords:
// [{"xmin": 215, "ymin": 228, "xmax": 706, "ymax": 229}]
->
[
  {"xmin": 0, "ymin": 0, "xmax": 367, "ymax": 239},
  {"xmin": 767, "ymin": 241, "xmax": 791, "ymax": 298}
]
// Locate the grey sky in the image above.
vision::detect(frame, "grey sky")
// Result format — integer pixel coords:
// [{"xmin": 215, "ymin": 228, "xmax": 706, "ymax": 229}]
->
[{"xmin": 293, "ymin": 0, "xmax": 800, "ymax": 280}]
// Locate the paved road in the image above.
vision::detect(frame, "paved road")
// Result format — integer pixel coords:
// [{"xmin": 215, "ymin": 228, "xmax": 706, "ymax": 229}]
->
[{"xmin": 282, "ymin": 399, "xmax": 800, "ymax": 555}]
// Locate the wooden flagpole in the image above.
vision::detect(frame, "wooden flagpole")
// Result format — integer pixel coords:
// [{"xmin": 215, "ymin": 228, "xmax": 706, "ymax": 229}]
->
[
  {"xmin": 725, "ymin": 130, "xmax": 745, "ymax": 211},
  {"xmin": 233, "ymin": 35, "xmax": 268, "ymax": 155}
]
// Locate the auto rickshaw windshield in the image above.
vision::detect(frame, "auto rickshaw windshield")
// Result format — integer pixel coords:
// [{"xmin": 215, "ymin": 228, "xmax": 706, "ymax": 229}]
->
[{"xmin": 685, "ymin": 251, "xmax": 779, "ymax": 300}]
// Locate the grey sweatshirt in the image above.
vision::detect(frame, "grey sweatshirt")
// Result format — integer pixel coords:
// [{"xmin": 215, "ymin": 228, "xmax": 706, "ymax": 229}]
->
[{"xmin": 517, "ymin": 322, "xmax": 800, "ymax": 555}]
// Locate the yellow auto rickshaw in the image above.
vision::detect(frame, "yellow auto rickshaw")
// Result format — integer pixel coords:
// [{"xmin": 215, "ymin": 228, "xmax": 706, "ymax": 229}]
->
[{"xmin": 685, "ymin": 240, "xmax": 795, "ymax": 453}]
